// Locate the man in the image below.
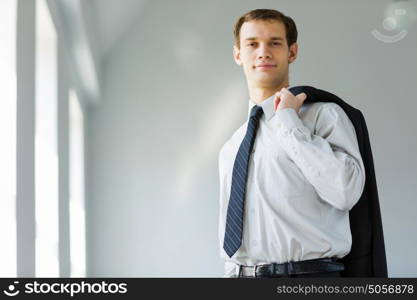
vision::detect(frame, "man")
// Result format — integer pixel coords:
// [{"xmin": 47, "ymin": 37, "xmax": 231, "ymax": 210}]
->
[{"xmin": 218, "ymin": 9, "xmax": 367, "ymax": 278}]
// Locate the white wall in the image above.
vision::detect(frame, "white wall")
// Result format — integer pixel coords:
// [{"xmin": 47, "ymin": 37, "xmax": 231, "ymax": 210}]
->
[{"xmin": 87, "ymin": 0, "xmax": 417, "ymax": 277}]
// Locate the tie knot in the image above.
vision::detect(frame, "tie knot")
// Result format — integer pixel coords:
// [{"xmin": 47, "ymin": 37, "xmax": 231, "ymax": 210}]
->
[{"xmin": 250, "ymin": 105, "xmax": 264, "ymax": 120}]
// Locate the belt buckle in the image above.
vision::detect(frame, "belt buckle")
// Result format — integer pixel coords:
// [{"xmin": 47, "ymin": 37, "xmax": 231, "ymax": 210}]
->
[
  {"xmin": 253, "ymin": 265, "xmax": 258, "ymax": 278},
  {"xmin": 236, "ymin": 265, "xmax": 242, "ymax": 277}
]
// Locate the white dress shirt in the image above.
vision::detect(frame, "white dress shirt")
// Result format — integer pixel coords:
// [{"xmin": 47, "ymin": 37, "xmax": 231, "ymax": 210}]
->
[{"xmin": 218, "ymin": 92, "xmax": 366, "ymax": 277}]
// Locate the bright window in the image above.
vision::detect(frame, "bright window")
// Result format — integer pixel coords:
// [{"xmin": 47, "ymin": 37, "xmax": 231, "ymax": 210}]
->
[
  {"xmin": 0, "ymin": 0, "xmax": 17, "ymax": 277},
  {"xmin": 69, "ymin": 89, "xmax": 86, "ymax": 277},
  {"xmin": 35, "ymin": 0, "xmax": 59, "ymax": 277}
]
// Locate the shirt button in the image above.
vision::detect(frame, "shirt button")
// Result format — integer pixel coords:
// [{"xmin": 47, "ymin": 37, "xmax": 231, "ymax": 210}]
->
[{"xmin": 252, "ymin": 240, "xmax": 258, "ymax": 246}]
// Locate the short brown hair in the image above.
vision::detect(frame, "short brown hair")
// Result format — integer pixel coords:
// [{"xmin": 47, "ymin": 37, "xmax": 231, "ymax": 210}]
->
[{"xmin": 233, "ymin": 9, "xmax": 298, "ymax": 49}]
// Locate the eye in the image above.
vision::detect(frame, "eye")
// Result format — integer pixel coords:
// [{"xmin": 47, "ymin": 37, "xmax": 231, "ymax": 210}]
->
[
  {"xmin": 272, "ymin": 42, "xmax": 282, "ymax": 46},
  {"xmin": 247, "ymin": 42, "xmax": 257, "ymax": 47}
]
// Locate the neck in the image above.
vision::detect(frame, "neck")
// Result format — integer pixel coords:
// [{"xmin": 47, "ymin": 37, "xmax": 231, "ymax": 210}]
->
[{"xmin": 249, "ymin": 81, "xmax": 289, "ymax": 104}]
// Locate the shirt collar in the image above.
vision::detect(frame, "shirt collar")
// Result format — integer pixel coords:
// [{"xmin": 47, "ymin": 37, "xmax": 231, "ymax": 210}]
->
[{"xmin": 248, "ymin": 86, "xmax": 291, "ymax": 121}]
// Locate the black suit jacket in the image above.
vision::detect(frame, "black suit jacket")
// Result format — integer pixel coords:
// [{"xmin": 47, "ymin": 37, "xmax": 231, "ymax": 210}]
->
[{"xmin": 288, "ymin": 86, "xmax": 388, "ymax": 277}]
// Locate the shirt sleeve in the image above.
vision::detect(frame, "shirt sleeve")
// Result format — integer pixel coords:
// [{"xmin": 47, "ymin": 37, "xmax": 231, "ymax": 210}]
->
[{"xmin": 275, "ymin": 103, "xmax": 366, "ymax": 211}]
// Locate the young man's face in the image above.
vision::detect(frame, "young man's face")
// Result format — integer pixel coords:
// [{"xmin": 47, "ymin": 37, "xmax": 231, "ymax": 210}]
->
[{"xmin": 233, "ymin": 20, "xmax": 298, "ymax": 89}]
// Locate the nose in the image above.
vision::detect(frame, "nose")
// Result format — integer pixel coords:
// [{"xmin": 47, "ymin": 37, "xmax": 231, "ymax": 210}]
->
[{"xmin": 257, "ymin": 44, "xmax": 271, "ymax": 60}]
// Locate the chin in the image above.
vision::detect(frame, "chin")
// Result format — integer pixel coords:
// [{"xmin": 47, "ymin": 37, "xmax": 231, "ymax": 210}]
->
[{"xmin": 253, "ymin": 75, "xmax": 280, "ymax": 86}]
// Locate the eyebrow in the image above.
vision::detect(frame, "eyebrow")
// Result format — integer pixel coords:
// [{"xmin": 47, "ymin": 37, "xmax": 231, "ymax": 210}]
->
[{"xmin": 244, "ymin": 37, "xmax": 284, "ymax": 41}]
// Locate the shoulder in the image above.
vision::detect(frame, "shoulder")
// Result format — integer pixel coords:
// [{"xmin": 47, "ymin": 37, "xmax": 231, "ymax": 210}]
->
[
  {"xmin": 301, "ymin": 101, "xmax": 349, "ymax": 123},
  {"xmin": 309, "ymin": 102, "xmax": 356, "ymax": 137},
  {"xmin": 302, "ymin": 101, "xmax": 344, "ymax": 114},
  {"xmin": 219, "ymin": 122, "xmax": 246, "ymax": 155}
]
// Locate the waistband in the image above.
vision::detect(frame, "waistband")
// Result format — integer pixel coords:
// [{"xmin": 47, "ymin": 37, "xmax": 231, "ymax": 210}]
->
[{"xmin": 234, "ymin": 257, "xmax": 344, "ymax": 278}]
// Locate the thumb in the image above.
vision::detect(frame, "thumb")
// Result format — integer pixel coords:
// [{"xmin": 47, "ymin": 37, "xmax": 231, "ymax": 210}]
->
[
  {"xmin": 296, "ymin": 92, "xmax": 307, "ymax": 102},
  {"xmin": 274, "ymin": 92, "xmax": 281, "ymax": 111}
]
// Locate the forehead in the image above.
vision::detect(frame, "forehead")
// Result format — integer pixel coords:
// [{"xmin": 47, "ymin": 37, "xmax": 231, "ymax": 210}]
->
[{"xmin": 239, "ymin": 20, "xmax": 286, "ymax": 40}]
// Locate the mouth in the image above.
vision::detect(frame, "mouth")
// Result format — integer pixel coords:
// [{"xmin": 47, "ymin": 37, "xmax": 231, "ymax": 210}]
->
[{"xmin": 254, "ymin": 64, "xmax": 277, "ymax": 70}]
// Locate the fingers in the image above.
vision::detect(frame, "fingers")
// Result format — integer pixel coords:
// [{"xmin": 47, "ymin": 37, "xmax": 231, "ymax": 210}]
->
[
  {"xmin": 280, "ymin": 88, "xmax": 306, "ymax": 102},
  {"xmin": 274, "ymin": 88, "xmax": 307, "ymax": 112},
  {"xmin": 281, "ymin": 87, "xmax": 306, "ymax": 102},
  {"xmin": 296, "ymin": 92, "xmax": 307, "ymax": 102},
  {"xmin": 280, "ymin": 87, "xmax": 293, "ymax": 96}
]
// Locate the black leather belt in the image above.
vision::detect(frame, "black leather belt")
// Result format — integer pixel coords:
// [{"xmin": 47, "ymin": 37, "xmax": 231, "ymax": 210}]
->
[{"xmin": 236, "ymin": 257, "xmax": 344, "ymax": 277}]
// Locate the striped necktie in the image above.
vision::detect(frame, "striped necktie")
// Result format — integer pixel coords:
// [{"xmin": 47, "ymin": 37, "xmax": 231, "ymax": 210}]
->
[{"xmin": 223, "ymin": 105, "xmax": 264, "ymax": 258}]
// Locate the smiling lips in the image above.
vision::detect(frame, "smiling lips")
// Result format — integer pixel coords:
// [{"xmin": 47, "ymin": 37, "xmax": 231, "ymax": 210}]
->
[{"xmin": 255, "ymin": 64, "xmax": 277, "ymax": 69}]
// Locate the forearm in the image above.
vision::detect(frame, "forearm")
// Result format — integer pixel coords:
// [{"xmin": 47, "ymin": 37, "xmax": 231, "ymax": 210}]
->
[{"xmin": 276, "ymin": 107, "xmax": 366, "ymax": 211}]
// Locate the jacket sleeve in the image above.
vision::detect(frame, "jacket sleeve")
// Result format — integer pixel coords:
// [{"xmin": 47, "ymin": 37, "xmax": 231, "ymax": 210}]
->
[{"xmin": 275, "ymin": 103, "xmax": 366, "ymax": 211}]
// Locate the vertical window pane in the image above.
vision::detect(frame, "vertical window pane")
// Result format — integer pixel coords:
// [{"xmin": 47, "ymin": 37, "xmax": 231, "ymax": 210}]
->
[
  {"xmin": 69, "ymin": 89, "xmax": 86, "ymax": 277},
  {"xmin": 0, "ymin": 0, "xmax": 17, "ymax": 277},
  {"xmin": 35, "ymin": 0, "xmax": 59, "ymax": 277}
]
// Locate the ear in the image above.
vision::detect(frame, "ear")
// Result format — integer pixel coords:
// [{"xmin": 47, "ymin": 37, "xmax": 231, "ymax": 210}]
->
[
  {"xmin": 233, "ymin": 45, "xmax": 242, "ymax": 66},
  {"xmin": 288, "ymin": 42, "xmax": 298, "ymax": 64}
]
